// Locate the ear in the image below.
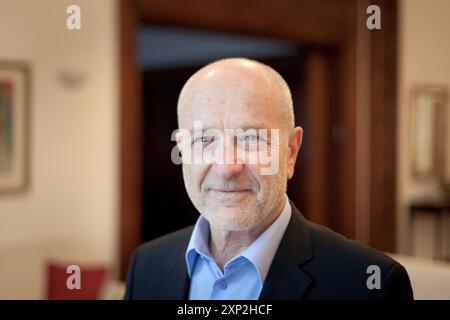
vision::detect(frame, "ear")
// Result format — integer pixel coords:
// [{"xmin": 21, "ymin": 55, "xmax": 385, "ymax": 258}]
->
[
  {"xmin": 287, "ymin": 127, "xmax": 303, "ymax": 179},
  {"xmin": 175, "ymin": 130, "xmax": 184, "ymax": 156}
]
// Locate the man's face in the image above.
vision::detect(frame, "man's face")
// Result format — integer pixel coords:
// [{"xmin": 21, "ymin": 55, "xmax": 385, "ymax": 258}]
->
[{"xmin": 178, "ymin": 66, "xmax": 299, "ymax": 232}]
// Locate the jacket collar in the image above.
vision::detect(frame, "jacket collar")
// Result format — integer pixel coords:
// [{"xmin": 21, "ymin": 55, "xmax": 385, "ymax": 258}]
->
[{"xmin": 258, "ymin": 201, "xmax": 314, "ymax": 299}]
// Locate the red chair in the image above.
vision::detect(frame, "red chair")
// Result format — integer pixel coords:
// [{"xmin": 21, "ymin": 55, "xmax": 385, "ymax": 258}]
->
[{"xmin": 46, "ymin": 261, "xmax": 108, "ymax": 300}]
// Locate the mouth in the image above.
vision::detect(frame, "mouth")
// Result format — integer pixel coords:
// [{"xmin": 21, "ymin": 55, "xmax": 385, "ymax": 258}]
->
[
  {"xmin": 210, "ymin": 188, "xmax": 251, "ymax": 193},
  {"xmin": 209, "ymin": 188, "xmax": 252, "ymax": 198}
]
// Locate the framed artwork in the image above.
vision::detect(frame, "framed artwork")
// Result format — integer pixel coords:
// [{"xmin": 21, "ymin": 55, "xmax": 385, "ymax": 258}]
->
[
  {"xmin": 410, "ymin": 85, "xmax": 447, "ymax": 180},
  {"xmin": 0, "ymin": 62, "xmax": 30, "ymax": 193}
]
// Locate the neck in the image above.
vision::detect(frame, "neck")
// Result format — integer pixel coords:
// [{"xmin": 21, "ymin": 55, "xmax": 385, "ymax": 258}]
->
[{"xmin": 208, "ymin": 197, "xmax": 286, "ymax": 271}]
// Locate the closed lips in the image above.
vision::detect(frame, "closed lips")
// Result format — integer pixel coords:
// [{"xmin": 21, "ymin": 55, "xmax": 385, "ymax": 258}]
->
[{"xmin": 211, "ymin": 189, "xmax": 250, "ymax": 192}]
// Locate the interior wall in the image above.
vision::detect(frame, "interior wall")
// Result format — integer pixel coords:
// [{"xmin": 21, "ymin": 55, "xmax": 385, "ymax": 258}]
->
[
  {"xmin": 397, "ymin": 0, "xmax": 450, "ymax": 257},
  {"xmin": 0, "ymin": 0, "xmax": 118, "ymax": 299}
]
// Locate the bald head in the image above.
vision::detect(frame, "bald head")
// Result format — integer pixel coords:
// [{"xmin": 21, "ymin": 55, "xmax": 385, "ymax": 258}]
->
[{"xmin": 177, "ymin": 58, "xmax": 295, "ymax": 132}]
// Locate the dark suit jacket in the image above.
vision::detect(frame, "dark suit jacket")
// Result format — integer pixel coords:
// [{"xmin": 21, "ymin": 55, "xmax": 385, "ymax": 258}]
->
[{"xmin": 124, "ymin": 202, "xmax": 413, "ymax": 300}]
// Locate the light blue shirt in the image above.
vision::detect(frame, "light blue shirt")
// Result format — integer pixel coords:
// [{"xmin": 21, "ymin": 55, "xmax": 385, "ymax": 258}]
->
[{"xmin": 185, "ymin": 194, "xmax": 292, "ymax": 300}]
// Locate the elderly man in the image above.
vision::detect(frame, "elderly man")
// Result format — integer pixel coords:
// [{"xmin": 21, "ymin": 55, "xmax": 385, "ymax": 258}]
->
[{"xmin": 124, "ymin": 58, "xmax": 413, "ymax": 300}]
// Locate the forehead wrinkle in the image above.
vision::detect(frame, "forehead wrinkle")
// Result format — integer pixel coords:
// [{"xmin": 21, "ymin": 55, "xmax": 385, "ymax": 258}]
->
[
  {"xmin": 182, "ymin": 74, "xmax": 277, "ymax": 114},
  {"xmin": 180, "ymin": 61, "xmax": 273, "ymax": 105}
]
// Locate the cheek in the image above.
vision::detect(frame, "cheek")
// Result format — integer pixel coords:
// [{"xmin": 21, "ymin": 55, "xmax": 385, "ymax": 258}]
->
[
  {"xmin": 245, "ymin": 164, "xmax": 264, "ymax": 192},
  {"xmin": 246, "ymin": 160, "xmax": 287, "ymax": 195},
  {"xmin": 187, "ymin": 164, "xmax": 210, "ymax": 190}
]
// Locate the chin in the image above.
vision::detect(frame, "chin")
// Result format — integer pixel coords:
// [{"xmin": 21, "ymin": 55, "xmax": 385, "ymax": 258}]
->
[
  {"xmin": 211, "ymin": 221, "xmax": 255, "ymax": 232},
  {"xmin": 207, "ymin": 208, "xmax": 261, "ymax": 231}
]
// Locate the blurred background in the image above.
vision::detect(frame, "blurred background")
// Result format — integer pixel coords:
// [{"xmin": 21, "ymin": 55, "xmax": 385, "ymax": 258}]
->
[{"xmin": 0, "ymin": 0, "xmax": 450, "ymax": 299}]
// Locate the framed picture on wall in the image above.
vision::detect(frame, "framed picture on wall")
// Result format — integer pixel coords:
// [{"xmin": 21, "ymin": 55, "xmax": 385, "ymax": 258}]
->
[
  {"xmin": 410, "ymin": 85, "xmax": 447, "ymax": 180},
  {"xmin": 0, "ymin": 62, "xmax": 30, "ymax": 193}
]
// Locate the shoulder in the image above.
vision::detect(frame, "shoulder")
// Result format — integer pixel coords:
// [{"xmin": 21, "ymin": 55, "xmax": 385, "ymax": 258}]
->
[
  {"xmin": 300, "ymin": 219, "xmax": 413, "ymax": 299},
  {"xmin": 133, "ymin": 225, "xmax": 194, "ymax": 263},
  {"xmin": 307, "ymin": 220, "xmax": 396, "ymax": 267},
  {"xmin": 124, "ymin": 225, "xmax": 194, "ymax": 299}
]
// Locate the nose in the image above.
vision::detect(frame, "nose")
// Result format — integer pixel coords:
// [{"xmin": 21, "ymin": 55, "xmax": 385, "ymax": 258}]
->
[
  {"xmin": 211, "ymin": 136, "xmax": 244, "ymax": 179},
  {"xmin": 213, "ymin": 162, "xmax": 245, "ymax": 179}
]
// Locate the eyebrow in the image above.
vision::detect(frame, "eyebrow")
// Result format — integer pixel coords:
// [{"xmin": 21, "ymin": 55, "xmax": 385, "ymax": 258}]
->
[{"xmin": 188, "ymin": 122, "xmax": 274, "ymax": 133}]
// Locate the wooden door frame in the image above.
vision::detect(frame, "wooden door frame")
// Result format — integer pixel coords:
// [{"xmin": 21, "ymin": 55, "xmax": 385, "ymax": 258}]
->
[{"xmin": 119, "ymin": 0, "xmax": 398, "ymax": 279}]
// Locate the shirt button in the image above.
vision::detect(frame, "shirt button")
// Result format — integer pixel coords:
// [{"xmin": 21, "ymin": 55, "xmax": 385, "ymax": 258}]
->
[{"xmin": 217, "ymin": 280, "xmax": 227, "ymax": 290}]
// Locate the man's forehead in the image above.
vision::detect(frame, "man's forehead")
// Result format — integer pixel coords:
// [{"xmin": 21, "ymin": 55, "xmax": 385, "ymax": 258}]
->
[
  {"xmin": 178, "ymin": 59, "xmax": 292, "ymax": 131},
  {"xmin": 183, "ymin": 121, "xmax": 275, "ymax": 132},
  {"xmin": 185, "ymin": 79, "xmax": 271, "ymax": 108},
  {"xmin": 181, "ymin": 62, "xmax": 275, "ymax": 104},
  {"xmin": 180, "ymin": 102, "xmax": 283, "ymax": 128}
]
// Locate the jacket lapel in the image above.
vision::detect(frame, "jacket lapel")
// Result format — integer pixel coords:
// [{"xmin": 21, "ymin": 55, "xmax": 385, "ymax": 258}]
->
[
  {"xmin": 167, "ymin": 256, "xmax": 190, "ymax": 299},
  {"xmin": 259, "ymin": 201, "xmax": 314, "ymax": 300},
  {"xmin": 162, "ymin": 229, "xmax": 192, "ymax": 300}
]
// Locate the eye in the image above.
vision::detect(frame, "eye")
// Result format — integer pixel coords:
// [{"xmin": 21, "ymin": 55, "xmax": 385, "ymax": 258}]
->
[
  {"xmin": 200, "ymin": 136, "xmax": 214, "ymax": 144},
  {"xmin": 244, "ymin": 135, "xmax": 259, "ymax": 142}
]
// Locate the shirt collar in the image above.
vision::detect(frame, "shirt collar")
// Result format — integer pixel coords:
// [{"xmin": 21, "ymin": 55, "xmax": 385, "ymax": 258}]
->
[{"xmin": 185, "ymin": 194, "xmax": 292, "ymax": 282}]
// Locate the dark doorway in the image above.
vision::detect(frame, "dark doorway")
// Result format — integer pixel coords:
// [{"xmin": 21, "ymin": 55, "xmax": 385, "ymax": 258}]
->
[{"xmin": 120, "ymin": 0, "xmax": 399, "ymax": 279}]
